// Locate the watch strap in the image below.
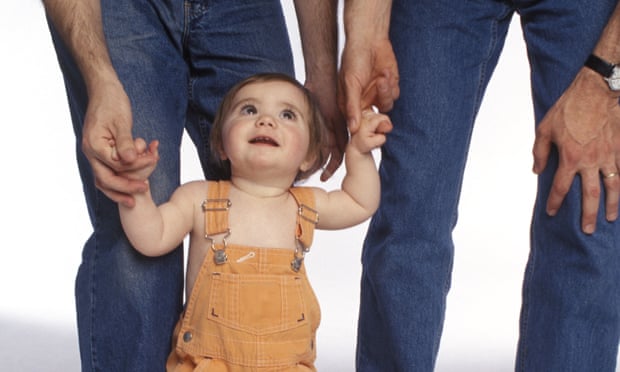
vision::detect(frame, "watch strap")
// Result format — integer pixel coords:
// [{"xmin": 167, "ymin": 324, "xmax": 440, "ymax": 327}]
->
[{"xmin": 585, "ymin": 54, "xmax": 615, "ymax": 78}]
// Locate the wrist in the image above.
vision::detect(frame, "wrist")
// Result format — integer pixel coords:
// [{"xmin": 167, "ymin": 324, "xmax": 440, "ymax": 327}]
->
[
  {"xmin": 304, "ymin": 63, "xmax": 338, "ymax": 87},
  {"xmin": 584, "ymin": 54, "xmax": 620, "ymax": 92},
  {"xmin": 343, "ymin": 2, "xmax": 391, "ymax": 42},
  {"xmin": 347, "ymin": 135, "xmax": 374, "ymax": 159},
  {"xmin": 86, "ymin": 75, "xmax": 128, "ymax": 105}
]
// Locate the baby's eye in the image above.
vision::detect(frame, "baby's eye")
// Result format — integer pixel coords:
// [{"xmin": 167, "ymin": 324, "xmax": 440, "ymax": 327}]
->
[
  {"xmin": 281, "ymin": 110, "xmax": 296, "ymax": 120},
  {"xmin": 240, "ymin": 104, "xmax": 257, "ymax": 115}
]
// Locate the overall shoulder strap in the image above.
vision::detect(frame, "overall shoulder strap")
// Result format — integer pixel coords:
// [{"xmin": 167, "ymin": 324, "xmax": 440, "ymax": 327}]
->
[
  {"xmin": 202, "ymin": 181, "xmax": 231, "ymax": 264},
  {"xmin": 202, "ymin": 181, "xmax": 231, "ymax": 237},
  {"xmin": 288, "ymin": 186, "xmax": 318, "ymax": 251}
]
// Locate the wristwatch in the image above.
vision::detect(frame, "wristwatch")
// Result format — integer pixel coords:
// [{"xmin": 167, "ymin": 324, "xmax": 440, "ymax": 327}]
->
[{"xmin": 584, "ymin": 54, "xmax": 620, "ymax": 91}]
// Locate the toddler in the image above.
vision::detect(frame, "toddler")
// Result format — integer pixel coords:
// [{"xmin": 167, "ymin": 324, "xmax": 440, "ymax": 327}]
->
[{"xmin": 118, "ymin": 73, "xmax": 391, "ymax": 371}]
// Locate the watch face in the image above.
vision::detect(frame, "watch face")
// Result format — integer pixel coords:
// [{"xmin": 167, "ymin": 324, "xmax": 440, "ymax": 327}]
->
[{"xmin": 607, "ymin": 67, "xmax": 620, "ymax": 91}]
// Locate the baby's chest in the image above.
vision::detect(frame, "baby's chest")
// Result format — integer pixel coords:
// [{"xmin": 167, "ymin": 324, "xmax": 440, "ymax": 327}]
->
[{"xmin": 228, "ymin": 212, "xmax": 298, "ymax": 249}]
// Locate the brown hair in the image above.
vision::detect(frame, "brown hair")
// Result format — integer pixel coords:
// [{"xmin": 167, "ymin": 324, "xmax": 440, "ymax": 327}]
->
[{"xmin": 209, "ymin": 73, "xmax": 328, "ymax": 181}]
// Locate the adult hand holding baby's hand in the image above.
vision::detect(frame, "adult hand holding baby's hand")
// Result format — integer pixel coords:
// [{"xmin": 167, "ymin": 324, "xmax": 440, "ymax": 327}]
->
[
  {"xmin": 115, "ymin": 138, "xmax": 160, "ymax": 184},
  {"xmin": 350, "ymin": 109, "xmax": 393, "ymax": 154}
]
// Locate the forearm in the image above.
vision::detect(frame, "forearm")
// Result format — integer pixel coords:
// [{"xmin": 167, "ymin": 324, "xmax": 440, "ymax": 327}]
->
[
  {"xmin": 293, "ymin": 0, "xmax": 339, "ymax": 80},
  {"xmin": 344, "ymin": 0, "xmax": 392, "ymax": 44},
  {"xmin": 43, "ymin": 0, "xmax": 120, "ymax": 96},
  {"xmin": 119, "ymin": 190, "xmax": 170, "ymax": 257},
  {"xmin": 341, "ymin": 146, "xmax": 381, "ymax": 216},
  {"xmin": 592, "ymin": 2, "xmax": 620, "ymax": 61}
]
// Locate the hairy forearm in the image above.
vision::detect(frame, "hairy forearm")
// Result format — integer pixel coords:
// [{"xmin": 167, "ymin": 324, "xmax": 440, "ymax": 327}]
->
[
  {"xmin": 43, "ymin": 0, "xmax": 119, "ymax": 96},
  {"xmin": 343, "ymin": 0, "xmax": 392, "ymax": 43},
  {"xmin": 293, "ymin": 0, "xmax": 339, "ymax": 79},
  {"xmin": 593, "ymin": 1, "xmax": 620, "ymax": 61}
]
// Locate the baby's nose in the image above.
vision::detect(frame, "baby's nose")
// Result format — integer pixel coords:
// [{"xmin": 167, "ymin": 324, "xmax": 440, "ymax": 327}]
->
[{"xmin": 256, "ymin": 115, "xmax": 276, "ymax": 127}]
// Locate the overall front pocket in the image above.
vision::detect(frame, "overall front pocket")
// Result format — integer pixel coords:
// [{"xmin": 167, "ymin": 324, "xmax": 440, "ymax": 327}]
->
[{"xmin": 207, "ymin": 272, "xmax": 309, "ymax": 336}]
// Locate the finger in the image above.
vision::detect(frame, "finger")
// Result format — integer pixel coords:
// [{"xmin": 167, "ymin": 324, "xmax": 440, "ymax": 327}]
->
[
  {"xmin": 91, "ymin": 159, "xmax": 149, "ymax": 196},
  {"xmin": 114, "ymin": 152, "xmax": 158, "ymax": 173},
  {"xmin": 580, "ymin": 171, "xmax": 602, "ymax": 234},
  {"xmin": 83, "ymin": 133, "xmax": 137, "ymax": 174},
  {"xmin": 373, "ymin": 76, "xmax": 396, "ymax": 113},
  {"xmin": 345, "ymin": 81, "xmax": 365, "ymax": 134},
  {"xmin": 365, "ymin": 133, "xmax": 387, "ymax": 149},
  {"xmin": 134, "ymin": 137, "xmax": 147, "ymax": 153},
  {"xmin": 147, "ymin": 140, "xmax": 160, "ymax": 157},
  {"xmin": 110, "ymin": 144, "xmax": 119, "ymax": 161},
  {"xmin": 376, "ymin": 118, "xmax": 393, "ymax": 134},
  {"xmin": 339, "ymin": 71, "xmax": 367, "ymax": 134},
  {"xmin": 359, "ymin": 80, "xmax": 378, "ymax": 112},
  {"xmin": 362, "ymin": 110, "xmax": 393, "ymax": 134},
  {"xmin": 113, "ymin": 129, "xmax": 138, "ymax": 164},
  {"xmin": 387, "ymin": 69, "xmax": 400, "ymax": 102},
  {"xmin": 532, "ymin": 130, "xmax": 552, "ymax": 174},
  {"xmin": 545, "ymin": 167, "xmax": 575, "ymax": 217},
  {"xmin": 320, "ymin": 150, "xmax": 344, "ymax": 182},
  {"xmin": 602, "ymin": 169, "xmax": 620, "ymax": 221},
  {"xmin": 320, "ymin": 131, "xmax": 346, "ymax": 182}
]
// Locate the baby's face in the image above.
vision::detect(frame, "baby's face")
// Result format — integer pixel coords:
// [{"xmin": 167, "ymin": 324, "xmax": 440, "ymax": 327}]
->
[{"xmin": 219, "ymin": 80, "xmax": 313, "ymax": 179}]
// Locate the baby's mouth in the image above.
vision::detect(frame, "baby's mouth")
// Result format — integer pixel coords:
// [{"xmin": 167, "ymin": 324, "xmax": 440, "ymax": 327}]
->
[{"xmin": 249, "ymin": 136, "xmax": 279, "ymax": 146}]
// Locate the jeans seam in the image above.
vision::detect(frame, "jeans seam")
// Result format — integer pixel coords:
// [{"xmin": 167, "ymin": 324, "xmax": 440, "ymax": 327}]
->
[
  {"xmin": 517, "ymin": 226, "xmax": 536, "ymax": 372},
  {"xmin": 89, "ymin": 193, "xmax": 102, "ymax": 372},
  {"xmin": 182, "ymin": 1, "xmax": 190, "ymax": 51}
]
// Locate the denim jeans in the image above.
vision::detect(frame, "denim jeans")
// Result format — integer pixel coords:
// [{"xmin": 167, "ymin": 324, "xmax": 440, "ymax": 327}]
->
[
  {"xmin": 356, "ymin": 0, "xmax": 620, "ymax": 371},
  {"xmin": 47, "ymin": 0, "xmax": 294, "ymax": 370}
]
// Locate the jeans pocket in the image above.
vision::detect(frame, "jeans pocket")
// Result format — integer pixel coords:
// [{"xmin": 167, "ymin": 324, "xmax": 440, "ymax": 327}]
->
[{"xmin": 207, "ymin": 272, "xmax": 309, "ymax": 335}]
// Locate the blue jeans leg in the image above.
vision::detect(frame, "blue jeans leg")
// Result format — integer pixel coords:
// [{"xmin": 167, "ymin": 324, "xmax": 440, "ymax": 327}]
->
[
  {"xmin": 517, "ymin": 1, "xmax": 620, "ymax": 371},
  {"xmin": 356, "ymin": 0, "xmax": 620, "ymax": 371},
  {"xmin": 357, "ymin": 1, "xmax": 513, "ymax": 370},
  {"xmin": 47, "ymin": 0, "xmax": 293, "ymax": 370}
]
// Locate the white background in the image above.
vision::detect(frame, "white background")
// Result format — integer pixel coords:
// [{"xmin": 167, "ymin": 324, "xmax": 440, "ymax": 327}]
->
[{"xmin": 0, "ymin": 1, "xmax": 541, "ymax": 371}]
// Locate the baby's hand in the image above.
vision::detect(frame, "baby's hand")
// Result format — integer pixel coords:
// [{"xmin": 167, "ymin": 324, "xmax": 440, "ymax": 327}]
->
[
  {"xmin": 350, "ymin": 109, "xmax": 393, "ymax": 154},
  {"xmin": 115, "ymin": 138, "xmax": 160, "ymax": 182}
]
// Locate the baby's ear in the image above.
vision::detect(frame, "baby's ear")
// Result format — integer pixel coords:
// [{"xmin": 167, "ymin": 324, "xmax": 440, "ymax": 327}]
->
[
  {"xmin": 218, "ymin": 146, "xmax": 228, "ymax": 161},
  {"xmin": 299, "ymin": 153, "xmax": 317, "ymax": 173}
]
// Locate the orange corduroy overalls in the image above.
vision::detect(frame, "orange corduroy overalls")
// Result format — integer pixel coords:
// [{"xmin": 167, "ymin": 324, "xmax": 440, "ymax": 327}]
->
[{"xmin": 166, "ymin": 181, "xmax": 321, "ymax": 371}]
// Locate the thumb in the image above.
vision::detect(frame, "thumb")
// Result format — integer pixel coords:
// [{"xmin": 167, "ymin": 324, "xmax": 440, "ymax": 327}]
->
[
  {"xmin": 532, "ymin": 135, "xmax": 551, "ymax": 174},
  {"xmin": 114, "ymin": 129, "xmax": 138, "ymax": 164},
  {"xmin": 345, "ymin": 83, "xmax": 364, "ymax": 134}
]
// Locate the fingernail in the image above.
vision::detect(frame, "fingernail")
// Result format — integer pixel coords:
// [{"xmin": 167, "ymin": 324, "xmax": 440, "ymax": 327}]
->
[
  {"xmin": 547, "ymin": 208, "xmax": 557, "ymax": 216},
  {"xmin": 584, "ymin": 224, "xmax": 595, "ymax": 234}
]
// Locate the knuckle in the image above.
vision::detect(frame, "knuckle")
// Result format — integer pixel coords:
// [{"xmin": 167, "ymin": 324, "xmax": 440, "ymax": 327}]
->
[
  {"xmin": 535, "ymin": 124, "xmax": 550, "ymax": 138},
  {"xmin": 585, "ymin": 185, "xmax": 601, "ymax": 199},
  {"xmin": 561, "ymin": 150, "xmax": 581, "ymax": 167},
  {"xmin": 551, "ymin": 181, "xmax": 570, "ymax": 196}
]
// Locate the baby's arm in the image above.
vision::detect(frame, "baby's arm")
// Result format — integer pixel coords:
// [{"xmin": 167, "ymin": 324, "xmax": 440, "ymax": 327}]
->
[
  {"xmin": 118, "ymin": 142, "xmax": 205, "ymax": 256},
  {"xmin": 315, "ymin": 109, "xmax": 392, "ymax": 229},
  {"xmin": 119, "ymin": 183, "xmax": 200, "ymax": 256}
]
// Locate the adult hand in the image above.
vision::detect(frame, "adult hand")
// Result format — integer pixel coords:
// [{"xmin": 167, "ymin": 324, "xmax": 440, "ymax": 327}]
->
[
  {"xmin": 305, "ymin": 77, "xmax": 348, "ymax": 181},
  {"xmin": 339, "ymin": 38, "xmax": 399, "ymax": 133},
  {"xmin": 533, "ymin": 68, "xmax": 620, "ymax": 234},
  {"xmin": 81, "ymin": 79, "xmax": 156, "ymax": 207}
]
